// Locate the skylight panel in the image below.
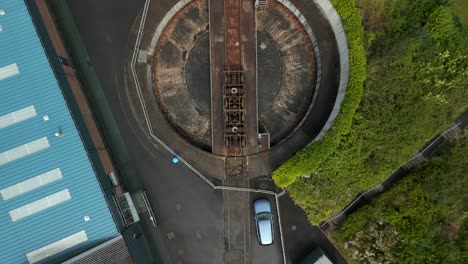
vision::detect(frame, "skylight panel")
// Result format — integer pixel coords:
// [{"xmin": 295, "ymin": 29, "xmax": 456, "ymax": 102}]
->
[
  {"xmin": 9, "ymin": 189, "xmax": 71, "ymax": 222},
  {"xmin": 0, "ymin": 137, "xmax": 50, "ymax": 166},
  {"xmin": 0, "ymin": 105, "xmax": 37, "ymax": 129},
  {"xmin": 26, "ymin": 230, "xmax": 88, "ymax": 264},
  {"xmin": 0, "ymin": 168, "xmax": 63, "ymax": 200},
  {"xmin": 0, "ymin": 63, "xmax": 20, "ymax": 81}
]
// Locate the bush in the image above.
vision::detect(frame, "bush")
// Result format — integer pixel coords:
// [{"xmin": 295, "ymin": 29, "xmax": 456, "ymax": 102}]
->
[
  {"xmin": 276, "ymin": 1, "xmax": 468, "ymax": 225},
  {"xmin": 331, "ymin": 134, "xmax": 468, "ymax": 263},
  {"xmin": 272, "ymin": 0, "xmax": 367, "ymax": 187}
]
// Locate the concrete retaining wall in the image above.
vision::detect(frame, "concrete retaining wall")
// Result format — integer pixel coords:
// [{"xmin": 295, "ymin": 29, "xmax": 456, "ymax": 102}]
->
[{"xmin": 311, "ymin": 0, "xmax": 349, "ymax": 141}]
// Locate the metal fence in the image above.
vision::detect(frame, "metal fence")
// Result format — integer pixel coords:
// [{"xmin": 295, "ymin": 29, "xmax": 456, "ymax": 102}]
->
[{"xmin": 320, "ymin": 110, "xmax": 467, "ymax": 230}]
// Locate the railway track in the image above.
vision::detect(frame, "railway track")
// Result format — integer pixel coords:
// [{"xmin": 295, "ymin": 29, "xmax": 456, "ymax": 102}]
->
[
  {"xmin": 210, "ymin": 0, "xmax": 259, "ymax": 161},
  {"xmin": 223, "ymin": 0, "xmax": 246, "ymax": 157}
]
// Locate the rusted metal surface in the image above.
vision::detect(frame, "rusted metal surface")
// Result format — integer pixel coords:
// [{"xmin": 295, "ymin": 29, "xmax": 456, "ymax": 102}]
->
[
  {"xmin": 224, "ymin": 0, "xmax": 242, "ymax": 67},
  {"xmin": 210, "ymin": 0, "xmax": 259, "ymax": 158},
  {"xmin": 223, "ymin": 0, "xmax": 246, "ymax": 156},
  {"xmin": 223, "ymin": 70, "xmax": 246, "ymax": 155}
]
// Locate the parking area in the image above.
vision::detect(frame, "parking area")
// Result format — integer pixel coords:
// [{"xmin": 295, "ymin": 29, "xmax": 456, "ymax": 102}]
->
[
  {"xmin": 248, "ymin": 192, "xmax": 283, "ymax": 264},
  {"xmin": 58, "ymin": 0, "xmax": 348, "ymax": 263}
]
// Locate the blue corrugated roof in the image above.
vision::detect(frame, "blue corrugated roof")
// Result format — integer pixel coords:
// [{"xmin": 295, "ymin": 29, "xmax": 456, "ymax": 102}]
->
[{"xmin": 0, "ymin": 1, "xmax": 118, "ymax": 263}]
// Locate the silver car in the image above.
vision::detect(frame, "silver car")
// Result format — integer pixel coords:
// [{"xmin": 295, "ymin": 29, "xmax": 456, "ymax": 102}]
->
[{"xmin": 253, "ymin": 199, "xmax": 274, "ymax": 245}]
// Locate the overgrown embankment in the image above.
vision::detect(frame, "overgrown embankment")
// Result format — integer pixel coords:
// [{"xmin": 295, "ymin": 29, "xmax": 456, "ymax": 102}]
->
[
  {"xmin": 273, "ymin": 0, "xmax": 366, "ymax": 188},
  {"xmin": 330, "ymin": 133, "xmax": 467, "ymax": 263},
  {"xmin": 274, "ymin": 0, "xmax": 468, "ymax": 225}
]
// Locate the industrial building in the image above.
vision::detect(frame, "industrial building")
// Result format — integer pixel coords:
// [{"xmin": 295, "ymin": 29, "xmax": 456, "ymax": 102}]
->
[{"xmin": 0, "ymin": 1, "xmax": 147, "ymax": 263}]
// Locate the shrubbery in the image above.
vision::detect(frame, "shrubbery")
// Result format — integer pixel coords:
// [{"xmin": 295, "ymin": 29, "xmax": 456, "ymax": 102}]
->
[
  {"xmin": 272, "ymin": 0, "xmax": 366, "ymax": 187},
  {"xmin": 331, "ymin": 134, "xmax": 468, "ymax": 263},
  {"xmin": 274, "ymin": 0, "xmax": 468, "ymax": 225}
]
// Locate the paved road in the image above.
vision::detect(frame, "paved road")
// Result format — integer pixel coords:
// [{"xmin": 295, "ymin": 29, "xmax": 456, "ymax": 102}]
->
[
  {"xmin": 278, "ymin": 194, "xmax": 347, "ymax": 264},
  {"xmin": 64, "ymin": 0, "xmax": 283, "ymax": 263},
  {"xmin": 248, "ymin": 193, "xmax": 283, "ymax": 264},
  {"xmin": 62, "ymin": 0, "xmax": 346, "ymax": 263},
  {"xmin": 63, "ymin": 1, "xmax": 226, "ymax": 263}
]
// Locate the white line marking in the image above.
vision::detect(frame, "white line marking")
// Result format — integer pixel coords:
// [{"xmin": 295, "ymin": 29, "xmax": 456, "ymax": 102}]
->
[
  {"xmin": 275, "ymin": 194, "xmax": 287, "ymax": 264},
  {"xmin": 130, "ymin": 0, "xmax": 284, "ymax": 195},
  {"xmin": 141, "ymin": 191, "xmax": 157, "ymax": 227},
  {"xmin": 129, "ymin": 2, "xmax": 287, "ymax": 262}
]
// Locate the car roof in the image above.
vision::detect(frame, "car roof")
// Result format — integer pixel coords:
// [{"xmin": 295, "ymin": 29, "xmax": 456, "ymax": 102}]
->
[
  {"xmin": 258, "ymin": 219, "xmax": 273, "ymax": 245},
  {"xmin": 254, "ymin": 199, "xmax": 271, "ymax": 214}
]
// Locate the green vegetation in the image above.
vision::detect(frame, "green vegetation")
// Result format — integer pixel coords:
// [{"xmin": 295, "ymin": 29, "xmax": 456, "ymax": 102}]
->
[
  {"xmin": 273, "ymin": 0, "xmax": 367, "ymax": 187},
  {"xmin": 454, "ymin": 0, "xmax": 468, "ymax": 25},
  {"xmin": 273, "ymin": 0, "xmax": 468, "ymax": 225},
  {"xmin": 330, "ymin": 134, "xmax": 468, "ymax": 263}
]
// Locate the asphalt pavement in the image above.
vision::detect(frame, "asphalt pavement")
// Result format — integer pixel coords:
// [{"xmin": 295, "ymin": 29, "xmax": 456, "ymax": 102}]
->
[
  {"xmin": 59, "ymin": 0, "xmax": 347, "ymax": 263},
  {"xmin": 278, "ymin": 194, "xmax": 347, "ymax": 264},
  {"xmin": 62, "ymin": 0, "xmax": 281, "ymax": 263}
]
